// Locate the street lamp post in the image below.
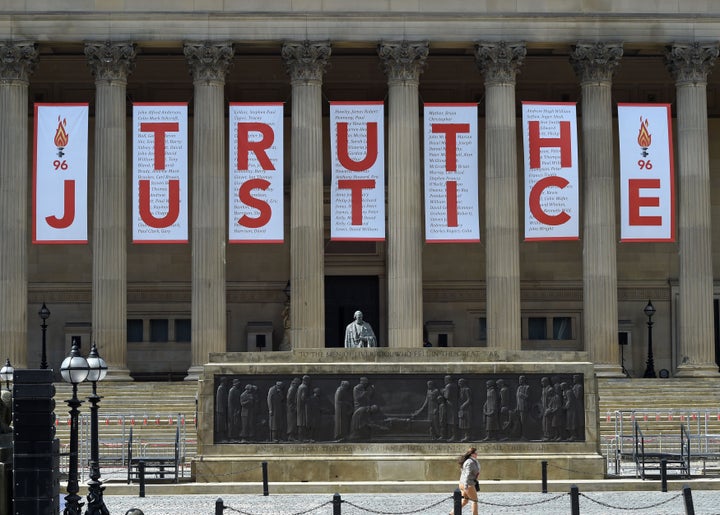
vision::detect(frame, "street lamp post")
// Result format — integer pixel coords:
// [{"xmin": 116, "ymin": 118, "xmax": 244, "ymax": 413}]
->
[
  {"xmin": 39, "ymin": 302, "xmax": 51, "ymax": 369},
  {"xmin": 643, "ymin": 300, "xmax": 657, "ymax": 378},
  {"xmin": 60, "ymin": 341, "xmax": 89, "ymax": 515},
  {"xmin": 0, "ymin": 359, "xmax": 13, "ymax": 391},
  {"xmin": 85, "ymin": 342, "xmax": 109, "ymax": 515}
]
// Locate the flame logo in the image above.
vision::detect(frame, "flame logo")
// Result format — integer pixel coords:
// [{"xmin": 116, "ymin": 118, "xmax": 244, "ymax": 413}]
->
[
  {"xmin": 53, "ymin": 116, "xmax": 69, "ymax": 158},
  {"xmin": 54, "ymin": 116, "xmax": 69, "ymax": 147},
  {"xmin": 637, "ymin": 117, "xmax": 651, "ymax": 149}
]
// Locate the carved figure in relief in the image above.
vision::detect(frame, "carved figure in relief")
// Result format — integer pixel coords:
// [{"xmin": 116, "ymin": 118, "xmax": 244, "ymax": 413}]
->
[
  {"xmin": 482, "ymin": 380, "xmax": 499, "ymax": 441},
  {"xmin": 353, "ymin": 376, "xmax": 375, "ymax": 410},
  {"xmin": 457, "ymin": 378, "xmax": 473, "ymax": 442},
  {"xmin": 296, "ymin": 375, "xmax": 312, "ymax": 441},
  {"xmin": 443, "ymin": 375, "xmax": 459, "ymax": 441},
  {"xmin": 515, "ymin": 375, "xmax": 530, "ymax": 438},
  {"xmin": 334, "ymin": 380, "xmax": 353, "ymax": 441},
  {"xmin": 215, "ymin": 377, "xmax": 230, "ymax": 440},
  {"xmin": 227, "ymin": 379, "xmax": 243, "ymax": 440},
  {"xmin": 267, "ymin": 381, "xmax": 285, "ymax": 442},
  {"xmin": 411, "ymin": 380, "xmax": 442, "ymax": 440},
  {"xmin": 286, "ymin": 377, "xmax": 301, "ymax": 441},
  {"xmin": 239, "ymin": 384, "xmax": 257, "ymax": 441}
]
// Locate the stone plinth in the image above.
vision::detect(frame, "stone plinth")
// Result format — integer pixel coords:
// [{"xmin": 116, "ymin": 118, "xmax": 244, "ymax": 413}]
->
[{"xmin": 193, "ymin": 349, "xmax": 604, "ymax": 482}]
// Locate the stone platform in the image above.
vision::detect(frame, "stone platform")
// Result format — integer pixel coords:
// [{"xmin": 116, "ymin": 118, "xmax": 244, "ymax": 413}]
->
[{"xmin": 193, "ymin": 348, "xmax": 604, "ymax": 482}]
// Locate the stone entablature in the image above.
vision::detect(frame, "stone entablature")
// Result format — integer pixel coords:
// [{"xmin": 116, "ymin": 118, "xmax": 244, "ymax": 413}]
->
[{"xmin": 3, "ymin": 8, "xmax": 720, "ymax": 45}]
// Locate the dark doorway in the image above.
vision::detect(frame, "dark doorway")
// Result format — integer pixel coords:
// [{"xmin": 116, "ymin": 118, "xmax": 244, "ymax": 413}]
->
[{"xmin": 325, "ymin": 276, "xmax": 380, "ymax": 348}]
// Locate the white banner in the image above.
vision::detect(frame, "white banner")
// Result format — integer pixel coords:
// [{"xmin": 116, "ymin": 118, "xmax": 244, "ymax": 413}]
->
[
  {"xmin": 618, "ymin": 104, "xmax": 675, "ymax": 242},
  {"xmin": 424, "ymin": 103, "xmax": 480, "ymax": 242},
  {"xmin": 33, "ymin": 104, "xmax": 89, "ymax": 244},
  {"xmin": 229, "ymin": 103, "xmax": 284, "ymax": 243},
  {"xmin": 132, "ymin": 103, "xmax": 188, "ymax": 243},
  {"xmin": 522, "ymin": 102, "xmax": 579, "ymax": 241},
  {"xmin": 330, "ymin": 102, "xmax": 385, "ymax": 241}
]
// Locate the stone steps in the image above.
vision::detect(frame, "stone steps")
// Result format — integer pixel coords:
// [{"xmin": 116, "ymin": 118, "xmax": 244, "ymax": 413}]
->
[
  {"xmin": 597, "ymin": 378, "xmax": 720, "ymax": 455},
  {"xmin": 53, "ymin": 382, "xmax": 198, "ymax": 462}
]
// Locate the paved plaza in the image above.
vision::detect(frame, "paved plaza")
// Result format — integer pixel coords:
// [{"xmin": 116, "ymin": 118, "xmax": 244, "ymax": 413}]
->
[{"xmin": 64, "ymin": 489, "xmax": 720, "ymax": 514}]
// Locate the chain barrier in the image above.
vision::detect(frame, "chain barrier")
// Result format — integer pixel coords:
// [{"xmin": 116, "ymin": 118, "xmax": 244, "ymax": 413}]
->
[
  {"xmin": 221, "ymin": 500, "xmax": 333, "ymax": 515},
  {"xmin": 473, "ymin": 493, "xmax": 567, "ymax": 508},
  {"xmin": 218, "ymin": 490, "xmax": 690, "ymax": 515},
  {"xmin": 341, "ymin": 495, "xmax": 453, "ymax": 514},
  {"xmin": 578, "ymin": 491, "xmax": 684, "ymax": 512}
]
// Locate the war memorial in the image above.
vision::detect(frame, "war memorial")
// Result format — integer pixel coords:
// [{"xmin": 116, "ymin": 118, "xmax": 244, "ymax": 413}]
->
[{"xmin": 2, "ymin": 3, "xmax": 720, "ymax": 508}]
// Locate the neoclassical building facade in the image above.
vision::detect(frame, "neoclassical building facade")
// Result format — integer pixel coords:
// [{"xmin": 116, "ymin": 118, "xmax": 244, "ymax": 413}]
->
[{"xmin": 2, "ymin": 3, "xmax": 720, "ymax": 380}]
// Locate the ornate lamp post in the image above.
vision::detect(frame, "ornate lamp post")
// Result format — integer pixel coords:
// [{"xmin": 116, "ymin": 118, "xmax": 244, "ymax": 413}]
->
[
  {"xmin": 85, "ymin": 342, "xmax": 109, "ymax": 515},
  {"xmin": 39, "ymin": 302, "xmax": 51, "ymax": 369},
  {"xmin": 60, "ymin": 341, "xmax": 89, "ymax": 515},
  {"xmin": 0, "ymin": 358, "xmax": 13, "ymax": 390},
  {"xmin": 643, "ymin": 300, "xmax": 657, "ymax": 378}
]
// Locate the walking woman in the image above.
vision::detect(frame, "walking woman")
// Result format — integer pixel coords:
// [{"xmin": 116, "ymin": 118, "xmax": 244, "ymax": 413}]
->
[{"xmin": 451, "ymin": 447, "xmax": 480, "ymax": 515}]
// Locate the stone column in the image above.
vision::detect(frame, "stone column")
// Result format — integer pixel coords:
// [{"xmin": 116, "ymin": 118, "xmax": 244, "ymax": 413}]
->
[
  {"xmin": 0, "ymin": 41, "xmax": 37, "ymax": 369},
  {"xmin": 379, "ymin": 41, "xmax": 428, "ymax": 348},
  {"xmin": 570, "ymin": 42, "xmax": 624, "ymax": 376},
  {"xmin": 475, "ymin": 42, "xmax": 526, "ymax": 350},
  {"xmin": 666, "ymin": 42, "xmax": 719, "ymax": 377},
  {"xmin": 86, "ymin": 41, "xmax": 135, "ymax": 381},
  {"xmin": 184, "ymin": 42, "xmax": 234, "ymax": 379},
  {"xmin": 281, "ymin": 41, "xmax": 331, "ymax": 349}
]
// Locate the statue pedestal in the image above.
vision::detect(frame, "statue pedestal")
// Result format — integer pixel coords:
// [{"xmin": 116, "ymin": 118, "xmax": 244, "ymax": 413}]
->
[{"xmin": 194, "ymin": 348, "xmax": 605, "ymax": 483}]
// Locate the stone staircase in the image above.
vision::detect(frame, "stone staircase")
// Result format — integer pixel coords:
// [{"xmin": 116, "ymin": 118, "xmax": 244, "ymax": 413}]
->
[
  {"xmin": 52, "ymin": 381, "xmax": 198, "ymax": 481},
  {"xmin": 597, "ymin": 377, "xmax": 720, "ymax": 476}
]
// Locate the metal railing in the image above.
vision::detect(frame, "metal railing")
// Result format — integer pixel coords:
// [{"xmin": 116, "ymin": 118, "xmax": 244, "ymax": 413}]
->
[{"xmin": 57, "ymin": 412, "xmax": 192, "ymax": 481}]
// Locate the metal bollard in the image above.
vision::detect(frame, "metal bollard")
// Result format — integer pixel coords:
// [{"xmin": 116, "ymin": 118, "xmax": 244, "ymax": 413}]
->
[
  {"xmin": 138, "ymin": 460, "xmax": 146, "ymax": 498},
  {"xmin": 215, "ymin": 498, "xmax": 225, "ymax": 515},
  {"xmin": 570, "ymin": 485, "xmax": 580, "ymax": 515},
  {"xmin": 333, "ymin": 492, "xmax": 342, "ymax": 515},
  {"xmin": 682, "ymin": 485, "xmax": 695, "ymax": 515},
  {"xmin": 660, "ymin": 459, "xmax": 667, "ymax": 492},
  {"xmin": 262, "ymin": 461, "xmax": 269, "ymax": 496},
  {"xmin": 541, "ymin": 460, "xmax": 548, "ymax": 493},
  {"xmin": 453, "ymin": 488, "xmax": 462, "ymax": 515}
]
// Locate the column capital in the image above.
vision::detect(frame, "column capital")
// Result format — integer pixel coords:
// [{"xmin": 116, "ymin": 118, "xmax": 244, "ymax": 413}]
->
[
  {"xmin": 281, "ymin": 40, "xmax": 331, "ymax": 83},
  {"xmin": 184, "ymin": 41, "xmax": 234, "ymax": 83},
  {"xmin": 378, "ymin": 40, "xmax": 429, "ymax": 83},
  {"xmin": 665, "ymin": 42, "xmax": 720, "ymax": 85},
  {"xmin": 0, "ymin": 41, "xmax": 38, "ymax": 83},
  {"xmin": 570, "ymin": 42, "xmax": 623, "ymax": 84},
  {"xmin": 85, "ymin": 41, "xmax": 136, "ymax": 82},
  {"xmin": 474, "ymin": 41, "xmax": 526, "ymax": 85}
]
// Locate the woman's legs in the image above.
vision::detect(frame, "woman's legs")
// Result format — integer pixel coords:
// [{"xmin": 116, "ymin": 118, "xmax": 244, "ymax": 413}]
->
[{"xmin": 461, "ymin": 484, "xmax": 478, "ymax": 515}]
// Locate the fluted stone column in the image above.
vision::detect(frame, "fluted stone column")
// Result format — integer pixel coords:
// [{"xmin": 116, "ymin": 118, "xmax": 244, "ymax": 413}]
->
[
  {"xmin": 379, "ymin": 41, "xmax": 428, "ymax": 348},
  {"xmin": 0, "ymin": 41, "xmax": 37, "ymax": 369},
  {"xmin": 86, "ymin": 42, "xmax": 135, "ymax": 381},
  {"xmin": 570, "ymin": 42, "xmax": 623, "ymax": 376},
  {"xmin": 666, "ymin": 42, "xmax": 719, "ymax": 377},
  {"xmin": 282, "ymin": 41, "xmax": 330, "ymax": 349},
  {"xmin": 185, "ymin": 42, "xmax": 234, "ymax": 379},
  {"xmin": 475, "ymin": 42, "xmax": 526, "ymax": 350}
]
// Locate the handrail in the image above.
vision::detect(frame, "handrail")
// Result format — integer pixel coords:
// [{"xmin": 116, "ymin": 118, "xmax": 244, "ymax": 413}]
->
[
  {"xmin": 634, "ymin": 421, "xmax": 646, "ymax": 479},
  {"xmin": 681, "ymin": 423, "xmax": 691, "ymax": 477}
]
